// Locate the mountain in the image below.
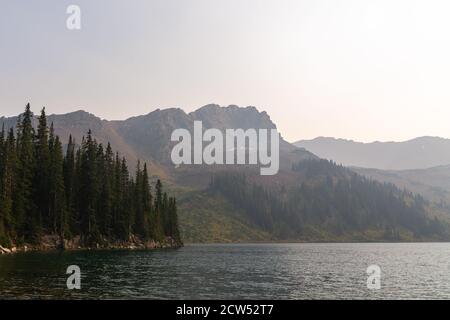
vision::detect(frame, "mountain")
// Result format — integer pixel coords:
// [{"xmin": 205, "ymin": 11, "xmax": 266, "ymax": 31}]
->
[
  {"xmin": 2, "ymin": 104, "xmax": 450, "ymax": 242},
  {"xmin": 294, "ymin": 136, "xmax": 450, "ymax": 170}
]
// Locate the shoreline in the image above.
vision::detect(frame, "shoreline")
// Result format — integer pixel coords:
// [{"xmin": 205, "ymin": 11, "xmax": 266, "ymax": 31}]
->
[
  {"xmin": 0, "ymin": 235, "xmax": 183, "ymax": 255},
  {"xmin": 3, "ymin": 239, "xmax": 448, "ymax": 255}
]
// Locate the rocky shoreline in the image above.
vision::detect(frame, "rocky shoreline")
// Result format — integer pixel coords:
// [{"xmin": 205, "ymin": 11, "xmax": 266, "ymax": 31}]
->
[{"xmin": 0, "ymin": 234, "xmax": 182, "ymax": 255}]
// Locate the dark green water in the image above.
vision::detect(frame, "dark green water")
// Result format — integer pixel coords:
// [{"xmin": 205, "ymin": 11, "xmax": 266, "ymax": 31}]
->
[{"xmin": 1, "ymin": 243, "xmax": 450, "ymax": 299}]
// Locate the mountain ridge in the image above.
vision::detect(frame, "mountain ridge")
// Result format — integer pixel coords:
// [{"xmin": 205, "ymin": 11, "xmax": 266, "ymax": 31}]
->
[
  {"xmin": 1, "ymin": 104, "xmax": 315, "ymax": 169},
  {"xmin": 295, "ymin": 136, "xmax": 450, "ymax": 170}
]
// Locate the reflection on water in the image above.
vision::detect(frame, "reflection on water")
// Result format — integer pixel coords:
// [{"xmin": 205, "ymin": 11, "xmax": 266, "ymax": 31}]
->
[{"xmin": 1, "ymin": 243, "xmax": 450, "ymax": 299}]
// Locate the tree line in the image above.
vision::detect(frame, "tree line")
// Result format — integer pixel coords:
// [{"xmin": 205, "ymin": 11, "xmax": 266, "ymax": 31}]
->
[
  {"xmin": 210, "ymin": 159, "xmax": 448, "ymax": 240},
  {"xmin": 0, "ymin": 104, "xmax": 181, "ymax": 248}
]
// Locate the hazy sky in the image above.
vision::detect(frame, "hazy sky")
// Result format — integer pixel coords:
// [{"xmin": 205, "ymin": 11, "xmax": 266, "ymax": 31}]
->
[{"xmin": 1, "ymin": 0, "xmax": 450, "ymax": 142}]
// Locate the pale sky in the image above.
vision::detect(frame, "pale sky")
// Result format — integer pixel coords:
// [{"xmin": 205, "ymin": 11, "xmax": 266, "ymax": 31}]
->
[{"xmin": 1, "ymin": 0, "xmax": 450, "ymax": 143}]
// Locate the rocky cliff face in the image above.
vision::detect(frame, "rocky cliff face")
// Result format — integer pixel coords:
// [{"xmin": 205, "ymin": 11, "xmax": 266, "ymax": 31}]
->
[{"xmin": 1, "ymin": 104, "xmax": 316, "ymax": 171}]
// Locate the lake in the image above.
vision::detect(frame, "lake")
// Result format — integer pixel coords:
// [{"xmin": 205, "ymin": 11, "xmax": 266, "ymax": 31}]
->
[{"xmin": 1, "ymin": 243, "xmax": 450, "ymax": 299}]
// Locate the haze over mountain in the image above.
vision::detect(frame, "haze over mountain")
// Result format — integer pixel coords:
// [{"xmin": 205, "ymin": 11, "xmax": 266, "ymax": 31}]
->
[
  {"xmin": 352, "ymin": 165, "xmax": 450, "ymax": 205},
  {"xmin": 2, "ymin": 104, "xmax": 449, "ymax": 242},
  {"xmin": 294, "ymin": 137, "xmax": 450, "ymax": 170},
  {"xmin": 1, "ymin": 104, "xmax": 314, "ymax": 172}
]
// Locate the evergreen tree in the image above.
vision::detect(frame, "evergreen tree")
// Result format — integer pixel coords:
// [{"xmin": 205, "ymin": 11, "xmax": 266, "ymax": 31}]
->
[
  {"xmin": 34, "ymin": 108, "xmax": 51, "ymax": 231},
  {"xmin": 79, "ymin": 130, "xmax": 100, "ymax": 244},
  {"xmin": 3, "ymin": 129, "xmax": 17, "ymax": 239},
  {"xmin": 0, "ymin": 104, "xmax": 182, "ymax": 248},
  {"xmin": 133, "ymin": 161, "xmax": 146, "ymax": 238},
  {"xmin": 152, "ymin": 179, "xmax": 164, "ymax": 240},
  {"xmin": 63, "ymin": 135, "xmax": 76, "ymax": 236},
  {"xmin": 142, "ymin": 163, "xmax": 152, "ymax": 239},
  {"xmin": 15, "ymin": 104, "xmax": 38, "ymax": 242},
  {"xmin": 0, "ymin": 124, "xmax": 6, "ymax": 244},
  {"xmin": 49, "ymin": 136, "xmax": 65, "ymax": 237},
  {"xmin": 162, "ymin": 192, "xmax": 169, "ymax": 235},
  {"xmin": 167, "ymin": 197, "xmax": 181, "ymax": 243},
  {"xmin": 98, "ymin": 143, "xmax": 113, "ymax": 238}
]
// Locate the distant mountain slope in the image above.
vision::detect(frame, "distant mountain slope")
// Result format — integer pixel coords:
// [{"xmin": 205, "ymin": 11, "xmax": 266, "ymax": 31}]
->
[
  {"xmin": 294, "ymin": 136, "xmax": 450, "ymax": 170},
  {"xmin": 353, "ymin": 165, "xmax": 450, "ymax": 204}
]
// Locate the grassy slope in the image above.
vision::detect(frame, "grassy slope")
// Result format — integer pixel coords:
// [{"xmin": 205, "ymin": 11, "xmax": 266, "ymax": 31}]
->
[{"xmin": 177, "ymin": 190, "xmax": 272, "ymax": 243}]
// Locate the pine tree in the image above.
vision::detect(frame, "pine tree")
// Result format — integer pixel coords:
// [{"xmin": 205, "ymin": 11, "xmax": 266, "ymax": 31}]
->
[
  {"xmin": 142, "ymin": 163, "xmax": 152, "ymax": 239},
  {"xmin": 95, "ymin": 143, "xmax": 105, "ymax": 237},
  {"xmin": 49, "ymin": 136, "xmax": 65, "ymax": 237},
  {"xmin": 112, "ymin": 152, "xmax": 122, "ymax": 238},
  {"xmin": 15, "ymin": 104, "xmax": 38, "ymax": 243},
  {"xmin": 3, "ymin": 129, "xmax": 17, "ymax": 239},
  {"xmin": 119, "ymin": 157, "xmax": 131, "ymax": 239},
  {"xmin": 79, "ymin": 130, "xmax": 100, "ymax": 244},
  {"xmin": 168, "ymin": 197, "xmax": 181, "ymax": 243},
  {"xmin": 154, "ymin": 179, "xmax": 163, "ymax": 212},
  {"xmin": 34, "ymin": 108, "xmax": 51, "ymax": 232},
  {"xmin": 0, "ymin": 124, "xmax": 6, "ymax": 244},
  {"xmin": 63, "ymin": 135, "xmax": 76, "ymax": 237},
  {"xmin": 133, "ymin": 161, "xmax": 146, "ymax": 238},
  {"xmin": 152, "ymin": 179, "xmax": 165, "ymax": 241},
  {"xmin": 98, "ymin": 143, "xmax": 114, "ymax": 238},
  {"xmin": 72, "ymin": 146, "xmax": 82, "ymax": 236},
  {"xmin": 162, "ymin": 192, "xmax": 169, "ymax": 235}
]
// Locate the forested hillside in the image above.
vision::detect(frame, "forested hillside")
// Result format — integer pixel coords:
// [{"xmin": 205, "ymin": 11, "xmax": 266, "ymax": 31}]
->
[
  {"xmin": 0, "ymin": 104, "xmax": 181, "ymax": 249},
  {"xmin": 210, "ymin": 159, "xmax": 449, "ymax": 241}
]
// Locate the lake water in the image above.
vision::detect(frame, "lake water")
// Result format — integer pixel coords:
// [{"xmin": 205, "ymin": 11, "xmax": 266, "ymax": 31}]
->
[{"xmin": 1, "ymin": 243, "xmax": 450, "ymax": 299}]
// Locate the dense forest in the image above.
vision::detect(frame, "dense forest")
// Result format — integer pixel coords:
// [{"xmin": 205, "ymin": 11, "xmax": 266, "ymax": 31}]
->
[
  {"xmin": 211, "ymin": 159, "xmax": 449, "ymax": 241},
  {"xmin": 0, "ymin": 104, "xmax": 181, "ymax": 248}
]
